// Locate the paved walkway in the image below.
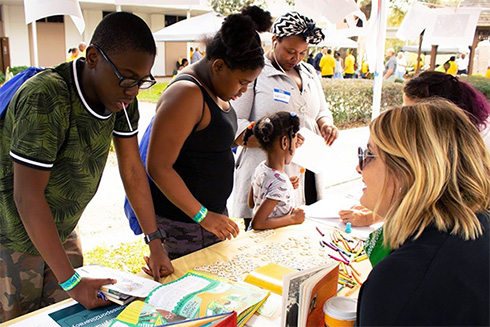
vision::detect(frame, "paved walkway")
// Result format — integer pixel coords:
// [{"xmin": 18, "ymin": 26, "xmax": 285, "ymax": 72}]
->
[{"xmin": 78, "ymin": 102, "xmax": 370, "ymax": 252}]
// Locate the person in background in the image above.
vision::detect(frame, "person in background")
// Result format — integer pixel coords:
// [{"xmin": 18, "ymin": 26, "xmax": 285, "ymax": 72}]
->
[
  {"xmin": 456, "ymin": 53, "xmax": 468, "ymax": 75},
  {"xmin": 244, "ymin": 112, "xmax": 305, "ymax": 230},
  {"xmin": 306, "ymin": 53, "xmax": 315, "ymax": 66},
  {"xmin": 446, "ymin": 56, "xmax": 458, "ymax": 76},
  {"xmin": 189, "ymin": 47, "xmax": 194, "ymax": 60},
  {"xmin": 333, "ymin": 51, "xmax": 344, "ymax": 79},
  {"xmin": 231, "ymin": 11, "xmax": 338, "ymax": 230},
  {"xmin": 356, "ymin": 99, "xmax": 489, "ymax": 326},
  {"xmin": 383, "ymin": 48, "xmax": 396, "ymax": 81},
  {"xmin": 394, "ymin": 52, "xmax": 406, "ymax": 79},
  {"xmin": 313, "ymin": 46, "xmax": 327, "ymax": 74},
  {"xmin": 319, "ymin": 49, "xmax": 335, "ymax": 78},
  {"xmin": 344, "ymin": 49, "xmax": 355, "ymax": 78},
  {"xmin": 360, "ymin": 56, "xmax": 369, "ymax": 78},
  {"xmin": 486, "ymin": 66, "xmax": 490, "ymax": 78},
  {"xmin": 78, "ymin": 42, "xmax": 87, "ymax": 58},
  {"xmin": 144, "ymin": 6, "xmax": 272, "ymax": 260},
  {"xmin": 66, "ymin": 47, "xmax": 79, "ymax": 62},
  {"xmin": 0, "ymin": 12, "xmax": 172, "ymax": 322},
  {"xmin": 191, "ymin": 47, "xmax": 203, "ymax": 64}
]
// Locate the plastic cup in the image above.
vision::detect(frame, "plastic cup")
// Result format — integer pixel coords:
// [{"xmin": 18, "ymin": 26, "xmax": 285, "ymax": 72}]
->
[{"xmin": 323, "ymin": 296, "xmax": 357, "ymax": 327}]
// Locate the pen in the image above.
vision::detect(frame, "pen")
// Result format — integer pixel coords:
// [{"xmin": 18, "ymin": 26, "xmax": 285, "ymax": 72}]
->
[
  {"xmin": 97, "ymin": 290, "xmax": 108, "ymax": 301},
  {"xmin": 338, "ymin": 251, "xmax": 351, "ymax": 264},
  {"xmin": 316, "ymin": 226, "xmax": 325, "ymax": 237}
]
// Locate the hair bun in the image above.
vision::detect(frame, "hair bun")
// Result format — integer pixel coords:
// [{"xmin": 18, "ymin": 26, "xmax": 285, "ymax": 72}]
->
[{"xmin": 241, "ymin": 6, "xmax": 272, "ymax": 33}]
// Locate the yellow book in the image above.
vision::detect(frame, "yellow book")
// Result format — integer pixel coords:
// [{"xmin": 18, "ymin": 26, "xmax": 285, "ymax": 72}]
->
[{"xmin": 244, "ymin": 263, "xmax": 296, "ymax": 295}]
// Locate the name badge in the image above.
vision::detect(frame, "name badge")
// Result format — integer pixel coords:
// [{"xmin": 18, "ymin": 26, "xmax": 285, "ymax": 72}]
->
[{"xmin": 273, "ymin": 88, "xmax": 291, "ymax": 104}]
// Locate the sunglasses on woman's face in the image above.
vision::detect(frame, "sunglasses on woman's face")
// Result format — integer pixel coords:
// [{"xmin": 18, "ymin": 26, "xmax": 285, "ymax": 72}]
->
[{"xmin": 358, "ymin": 147, "xmax": 377, "ymax": 170}]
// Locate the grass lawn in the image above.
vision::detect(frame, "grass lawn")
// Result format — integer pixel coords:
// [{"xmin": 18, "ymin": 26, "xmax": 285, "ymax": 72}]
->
[{"xmin": 137, "ymin": 82, "xmax": 169, "ymax": 103}]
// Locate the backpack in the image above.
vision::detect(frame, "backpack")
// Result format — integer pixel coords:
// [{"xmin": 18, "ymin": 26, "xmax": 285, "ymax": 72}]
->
[
  {"xmin": 123, "ymin": 116, "xmax": 155, "ymax": 235},
  {"xmin": 0, "ymin": 67, "xmax": 46, "ymax": 119}
]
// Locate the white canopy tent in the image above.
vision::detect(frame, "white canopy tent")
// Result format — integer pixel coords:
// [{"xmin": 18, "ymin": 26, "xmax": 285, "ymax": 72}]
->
[{"xmin": 153, "ymin": 12, "xmax": 224, "ymax": 42}]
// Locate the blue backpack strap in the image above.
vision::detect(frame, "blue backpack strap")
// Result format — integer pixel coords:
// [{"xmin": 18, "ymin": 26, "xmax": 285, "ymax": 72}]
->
[
  {"xmin": 0, "ymin": 67, "xmax": 45, "ymax": 119},
  {"xmin": 123, "ymin": 116, "xmax": 155, "ymax": 235}
]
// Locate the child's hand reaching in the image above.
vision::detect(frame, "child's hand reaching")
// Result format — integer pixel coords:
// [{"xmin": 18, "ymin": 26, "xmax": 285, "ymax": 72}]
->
[
  {"xmin": 291, "ymin": 208, "xmax": 305, "ymax": 224},
  {"xmin": 289, "ymin": 176, "xmax": 300, "ymax": 189}
]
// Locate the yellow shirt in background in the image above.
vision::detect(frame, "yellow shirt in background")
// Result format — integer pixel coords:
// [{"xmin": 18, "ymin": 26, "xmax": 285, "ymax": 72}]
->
[
  {"xmin": 319, "ymin": 54, "xmax": 335, "ymax": 76},
  {"xmin": 344, "ymin": 54, "xmax": 355, "ymax": 74},
  {"xmin": 446, "ymin": 61, "xmax": 458, "ymax": 75},
  {"xmin": 485, "ymin": 68, "xmax": 490, "ymax": 78}
]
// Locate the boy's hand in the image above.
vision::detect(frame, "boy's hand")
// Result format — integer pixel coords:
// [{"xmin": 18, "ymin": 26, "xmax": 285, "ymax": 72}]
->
[
  {"xmin": 142, "ymin": 243, "xmax": 174, "ymax": 280},
  {"xmin": 68, "ymin": 277, "xmax": 116, "ymax": 310},
  {"xmin": 199, "ymin": 212, "xmax": 239, "ymax": 241},
  {"xmin": 291, "ymin": 208, "xmax": 305, "ymax": 224}
]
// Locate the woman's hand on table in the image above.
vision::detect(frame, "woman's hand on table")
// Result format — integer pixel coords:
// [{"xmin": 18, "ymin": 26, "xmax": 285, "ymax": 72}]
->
[
  {"xmin": 319, "ymin": 123, "xmax": 339, "ymax": 146},
  {"xmin": 338, "ymin": 205, "xmax": 376, "ymax": 227},
  {"xmin": 200, "ymin": 211, "xmax": 240, "ymax": 240},
  {"xmin": 142, "ymin": 241, "xmax": 174, "ymax": 280},
  {"xmin": 67, "ymin": 277, "xmax": 116, "ymax": 310}
]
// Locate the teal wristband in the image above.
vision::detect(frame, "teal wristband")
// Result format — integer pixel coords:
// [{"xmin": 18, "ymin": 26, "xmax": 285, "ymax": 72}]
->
[
  {"xmin": 59, "ymin": 271, "xmax": 82, "ymax": 291},
  {"xmin": 192, "ymin": 206, "xmax": 208, "ymax": 223}
]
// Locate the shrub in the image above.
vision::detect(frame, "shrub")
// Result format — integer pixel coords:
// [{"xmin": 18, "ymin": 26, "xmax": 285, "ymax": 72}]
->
[
  {"xmin": 322, "ymin": 79, "xmax": 404, "ymax": 128},
  {"xmin": 9, "ymin": 66, "xmax": 30, "ymax": 76},
  {"xmin": 459, "ymin": 75, "xmax": 490, "ymax": 100},
  {"xmin": 0, "ymin": 71, "xmax": 5, "ymax": 85}
]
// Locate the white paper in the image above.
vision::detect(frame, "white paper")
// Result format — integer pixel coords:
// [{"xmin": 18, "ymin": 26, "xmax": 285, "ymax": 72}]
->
[
  {"xmin": 292, "ymin": 127, "xmax": 331, "ymax": 174},
  {"xmin": 76, "ymin": 265, "xmax": 161, "ymax": 298},
  {"xmin": 23, "ymin": 0, "xmax": 85, "ymax": 34},
  {"xmin": 396, "ymin": 2, "xmax": 432, "ymax": 41}
]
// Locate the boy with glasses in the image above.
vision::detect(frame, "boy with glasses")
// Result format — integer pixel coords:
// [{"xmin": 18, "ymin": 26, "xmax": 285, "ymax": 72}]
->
[{"xmin": 0, "ymin": 12, "xmax": 172, "ymax": 322}]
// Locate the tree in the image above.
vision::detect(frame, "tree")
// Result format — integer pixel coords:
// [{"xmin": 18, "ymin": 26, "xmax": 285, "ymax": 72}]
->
[
  {"xmin": 209, "ymin": 0, "xmax": 294, "ymax": 15},
  {"xmin": 208, "ymin": 0, "xmax": 266, "ymax": 15}
]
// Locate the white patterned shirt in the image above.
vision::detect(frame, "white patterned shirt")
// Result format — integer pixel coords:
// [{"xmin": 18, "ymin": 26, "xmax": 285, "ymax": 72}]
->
[{"xmin": 251, "ymin": 161, "xmax": 295, "ymax": 220}]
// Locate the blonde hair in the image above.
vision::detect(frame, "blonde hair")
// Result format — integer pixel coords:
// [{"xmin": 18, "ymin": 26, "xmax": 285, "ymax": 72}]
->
[{"xmin": 370, "ymin": 99, "xmax": 490, "ymax": 249}]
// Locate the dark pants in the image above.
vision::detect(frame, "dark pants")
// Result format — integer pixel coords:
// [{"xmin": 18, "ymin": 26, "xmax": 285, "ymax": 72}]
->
[
  {"xmin": 304, "ymin": 169, "xmax": 318, "ymax": 205},
  {"xmin": 322, "ymin": 75, "xmax": 333, "ymax": 78},
  {"xmin": 344, "ymin": 73, "xmax": 354, "ymax": 79}
]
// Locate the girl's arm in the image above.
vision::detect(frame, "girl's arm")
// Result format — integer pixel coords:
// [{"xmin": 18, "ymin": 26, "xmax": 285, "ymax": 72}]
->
[
  {"xmin": 147, "ymin": 81, "xmax": 239, "ymax": 241},
  {"xmin": 251, "ymin": 198, "xmax": 305, "ymax": 230},
  {"xmin": 248, "ymin": 186, "xmax": 254, "ymax": 209}
]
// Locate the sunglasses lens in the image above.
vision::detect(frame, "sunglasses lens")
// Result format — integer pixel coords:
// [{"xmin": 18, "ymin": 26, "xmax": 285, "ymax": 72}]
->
[{"xmin": 358, "ymin": 147, "xmax": 364, "ymax": 170}]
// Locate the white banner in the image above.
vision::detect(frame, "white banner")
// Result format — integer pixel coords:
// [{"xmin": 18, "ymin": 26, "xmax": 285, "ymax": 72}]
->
[
  {"xmin": 23, "ymin": 0, "xmax": 85, "ymax": 34},
  {"xmin": 423, "ymin": 7, "xmax": 482, "ymax": 47}
]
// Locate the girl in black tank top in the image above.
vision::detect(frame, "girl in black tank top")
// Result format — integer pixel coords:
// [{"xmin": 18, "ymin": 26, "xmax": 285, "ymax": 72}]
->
[{"xmin": 144, "ymin": 6, "xmax": 272, "ymax": 260}]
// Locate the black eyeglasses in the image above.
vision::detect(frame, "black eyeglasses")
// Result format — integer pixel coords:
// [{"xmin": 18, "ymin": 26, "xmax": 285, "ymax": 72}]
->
[
  {"xmin": 93, "ymin": 44, "xmax": 156, "ymax": 89},
  {"xmin": 358, "ymin": 147, "xmax": 377, "ymax": 170}
]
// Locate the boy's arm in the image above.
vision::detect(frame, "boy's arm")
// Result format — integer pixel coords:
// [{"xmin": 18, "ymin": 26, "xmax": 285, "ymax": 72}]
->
[
  {"xmin": 251, "ymin": 198, "xmax": 305, "ymax": 230},
  {"xmin": 13, "ymin": 163, "xmax": 115, "ymax": 309},
  {"xmin": 113, "ymin": 135, "xmax": 173, "ymax": 279}
]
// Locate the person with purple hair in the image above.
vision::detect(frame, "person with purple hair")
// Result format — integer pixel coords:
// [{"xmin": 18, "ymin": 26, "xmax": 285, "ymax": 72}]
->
[
  {"xmin": 403, "ymin": 71, "xmax": 490, "ymax": 151},
  {"xmin": 339, "ymin": 71, "xmax": 490, "ymax": 232}
]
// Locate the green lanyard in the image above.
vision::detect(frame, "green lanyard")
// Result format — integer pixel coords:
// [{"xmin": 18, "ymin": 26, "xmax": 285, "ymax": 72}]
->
[{"xmin": 365, "ymin": 226, "xmax": 392, "ymax": 267}]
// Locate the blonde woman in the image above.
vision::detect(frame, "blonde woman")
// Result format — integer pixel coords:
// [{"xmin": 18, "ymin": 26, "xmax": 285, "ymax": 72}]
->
[{"xmin": 356, "ymin": 99, "xmax": 490, "ymax": 326}]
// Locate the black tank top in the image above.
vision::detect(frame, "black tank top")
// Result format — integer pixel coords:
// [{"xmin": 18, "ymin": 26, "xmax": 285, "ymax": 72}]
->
[{"xmin": 150, "ymin": 74, "xmax": 237, "ymax": 222}]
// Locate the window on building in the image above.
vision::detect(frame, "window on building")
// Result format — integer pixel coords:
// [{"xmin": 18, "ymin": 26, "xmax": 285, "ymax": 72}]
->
[
  {"xmin": 36, "ymin": 15, "xmax": 64, "ymax": 23},
  {"xmin": 165, "ymin": 15, "xmax": 186, "ymax": 27},
  {"xmin": 103, "ymin": 11, "xmax": 116, "ymax": 18}
]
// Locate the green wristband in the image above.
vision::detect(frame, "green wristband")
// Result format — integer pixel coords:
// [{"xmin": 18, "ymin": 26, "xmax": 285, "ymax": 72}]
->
[
  {"xmin": 192, "ymin": 206, "xmax": 208, "ymax": 223},
  {"xmin": 59, "ymin": 271, "xmax": 82, "ymax": 291}
]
